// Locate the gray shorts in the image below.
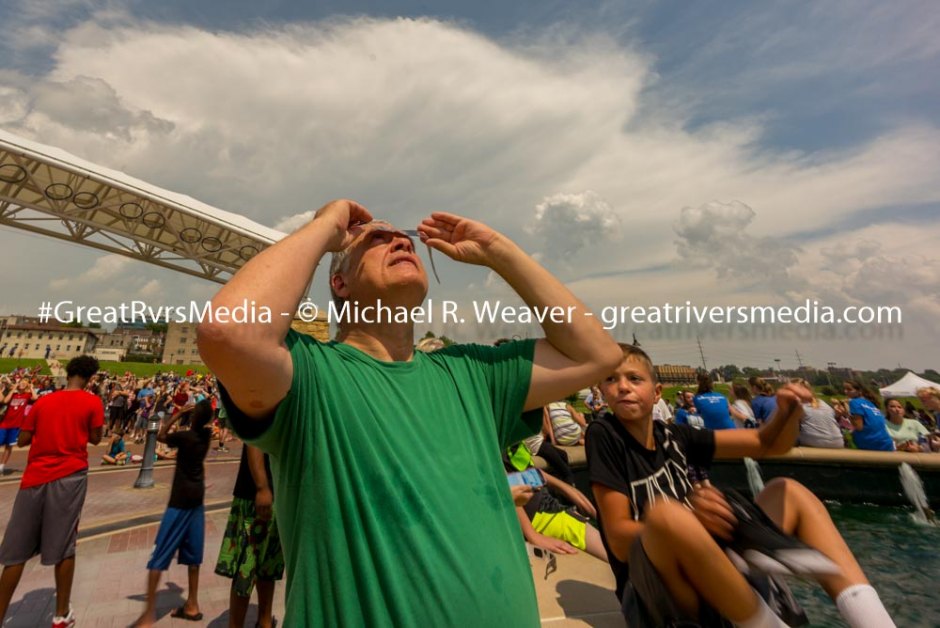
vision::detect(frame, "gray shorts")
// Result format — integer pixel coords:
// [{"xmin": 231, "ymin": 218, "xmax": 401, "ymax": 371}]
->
[{"xmin": 0, "ymin": 470, "xmax": 88, "ymax": 566}]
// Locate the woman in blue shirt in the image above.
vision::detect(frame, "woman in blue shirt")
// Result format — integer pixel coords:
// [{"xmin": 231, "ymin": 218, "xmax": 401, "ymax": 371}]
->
[
  {"xmin": 693, "ymin": 375, "xmax": 736, "ymax": 430},
  {"xmin": 843, "ymin": 380, "xmax": 894, "ymax": 451}
]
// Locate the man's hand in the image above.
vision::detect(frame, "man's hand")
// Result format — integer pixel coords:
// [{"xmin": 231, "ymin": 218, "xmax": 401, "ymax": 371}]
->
[
  {"xmin": 531, "ymin": 533, "xmax": 579, "ymax": 555},
  {"xmin": 690, "ymin": 485, "xmax": 737, "ymax": 541},
  {"xmin": 511, "ymin": 485, "xmax": 534, "ymax": 507},
  {"xmin": 255, "ymin": 486, "xmax": 274, "ymax": 521},
  {"xmin": 417, "ymin": 212, "xmax": 502, "ymax": 267},
  {"xmin": 312, "ymin": 199, "xmax": 374, "ymax": 252}
]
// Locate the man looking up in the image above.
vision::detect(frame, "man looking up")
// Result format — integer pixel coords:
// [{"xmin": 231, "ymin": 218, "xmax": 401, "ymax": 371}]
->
[{"xmin": 198, "ymin": 199, "xmax": 621, "ymax": 626}]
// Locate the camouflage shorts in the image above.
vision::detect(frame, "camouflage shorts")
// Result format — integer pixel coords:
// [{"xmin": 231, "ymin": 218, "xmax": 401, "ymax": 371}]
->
[{"xmin": 214, "ymin": 497, "xmax": 284, "ymax": 598}]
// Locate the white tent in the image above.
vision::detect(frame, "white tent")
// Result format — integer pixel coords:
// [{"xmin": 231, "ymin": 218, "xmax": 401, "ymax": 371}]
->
[{"xmin": 879, "ymin": 371, "xmax": 940, "ymax": 398}]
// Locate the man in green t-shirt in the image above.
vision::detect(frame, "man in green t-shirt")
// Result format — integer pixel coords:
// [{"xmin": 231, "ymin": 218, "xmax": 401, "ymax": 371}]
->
[{"xmin": 198, "ymin": 199, "xmax": 621, "ymax": 626}]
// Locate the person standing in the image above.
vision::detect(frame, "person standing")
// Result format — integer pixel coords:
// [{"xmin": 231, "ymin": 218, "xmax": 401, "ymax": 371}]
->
[
  {"xmin": 0, "ymin": 356, "xmax": 103, "ymax": 628},
  {"xmin": 0, "ymin": 378, "xmax": 37, "ymax": 474},
  {"xmin": 215, "ymin": 444, "xmax": 284, "ymax": 628},
  {"xmin": 197, "ymin": 199, "xmax": 621, "ymax": 626},
  {"xmin": 133, "ymin": 400, "xmax": 213, "ymax": 627}
]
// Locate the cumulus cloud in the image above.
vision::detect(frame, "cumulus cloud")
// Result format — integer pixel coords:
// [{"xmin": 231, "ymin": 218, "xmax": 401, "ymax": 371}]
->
[
  {"xmin": 672, "ymin": 200, "xmax": 804, "ymax": 291},
  {"xmin": 526, "ymin": 191, "xmax": 621, "ymax": 263},
  {"xmin": 49, "ymin": 254, "xmax": 132, "ymax": 290},
  {"xmin": 0, "ymin": 14, "xmax": 938, "ymax": 368}
]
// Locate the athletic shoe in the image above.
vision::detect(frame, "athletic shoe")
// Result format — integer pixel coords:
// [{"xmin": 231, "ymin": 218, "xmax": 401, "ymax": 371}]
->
[
  {"xmin": 724, "ymin": 489, "xmax": 841, "ymax": 577},
  {"xmin": 51, "ymin": 606, "xmax": 75, "ymax": 628}
]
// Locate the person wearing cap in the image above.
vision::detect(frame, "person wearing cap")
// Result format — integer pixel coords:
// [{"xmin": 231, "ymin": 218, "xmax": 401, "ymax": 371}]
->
[{"xmin": 198, "ymin": 199, "xmax": 621, "ymax": 627}]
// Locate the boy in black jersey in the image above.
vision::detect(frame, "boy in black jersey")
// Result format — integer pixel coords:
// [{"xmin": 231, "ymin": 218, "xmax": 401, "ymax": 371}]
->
[{"xmin": 586, "ymin": 344, "xmax": 894, "ymax": 628}]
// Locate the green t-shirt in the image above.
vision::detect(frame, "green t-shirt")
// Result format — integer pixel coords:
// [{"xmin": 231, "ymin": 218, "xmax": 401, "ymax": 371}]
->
[
  {"xmin": 224, "ymin": 331, "xmax": 542, "ymax": 627},
  {"xmin": 885, "ymin": 418, "xmax": 928, "ymax": 445}
]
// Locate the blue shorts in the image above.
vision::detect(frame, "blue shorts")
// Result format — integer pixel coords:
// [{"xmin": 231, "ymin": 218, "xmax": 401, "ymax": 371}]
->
[
  {"xmin": 146, "ymin": 505, "xmax": 205, "ymax": 571},
  {"xmin": 0, "ymin": 428, "xmax": 20, "ymax": 447}
]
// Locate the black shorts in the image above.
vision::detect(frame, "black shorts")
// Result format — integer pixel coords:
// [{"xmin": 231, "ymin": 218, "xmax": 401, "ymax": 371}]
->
[
  {"xmin": 622, "ymin": 539, "xmax": 731, "ymax": 628},
  {"xmin": 621, "ymin": 539, "xmax": 807, "ymax": 628}
]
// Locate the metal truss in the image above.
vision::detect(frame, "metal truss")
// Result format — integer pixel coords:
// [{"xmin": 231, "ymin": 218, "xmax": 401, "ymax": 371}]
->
[{"xmin": 0, "ymin": 135, "xmax": 280, "ymax": 284}]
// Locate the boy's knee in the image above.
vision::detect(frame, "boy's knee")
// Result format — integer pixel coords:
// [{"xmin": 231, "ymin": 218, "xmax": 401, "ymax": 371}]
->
[
  {"xmin": 644, "ymin": 500, "xmax": 696, "ymax": 536},
  {"xmin": 759, "ymin": 477, "xmax": 806, "ymax": 500}
]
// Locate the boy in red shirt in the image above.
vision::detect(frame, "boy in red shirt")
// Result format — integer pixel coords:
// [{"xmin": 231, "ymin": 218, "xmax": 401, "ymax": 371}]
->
[
  {"xmin": 0, "ymin": 378, "xmax": 37, "ymax": 474},
  {"xmin": 0, "ymin": 356, "xmax": 104, "ymax": 628}
]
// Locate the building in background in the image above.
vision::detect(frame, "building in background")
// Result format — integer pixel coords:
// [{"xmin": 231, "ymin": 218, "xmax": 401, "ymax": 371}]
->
[{"xmin": 1, "ymin": 321, "xmax": 98, "ymax": 360}]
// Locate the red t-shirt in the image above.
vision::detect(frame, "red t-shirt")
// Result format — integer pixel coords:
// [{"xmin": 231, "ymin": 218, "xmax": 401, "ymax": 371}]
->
[
  {"xmin": 21, "ymin": 390, "xmax": 105, "ymax": 489},
  {"xmin": 1, "ymin": 392, "xmax": 33, "ymax": 429}
]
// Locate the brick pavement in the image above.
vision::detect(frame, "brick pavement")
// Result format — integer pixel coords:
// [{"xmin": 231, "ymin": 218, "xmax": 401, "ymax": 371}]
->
[
  {"xmin": 0, "ymin": 443, "xmax": 242, "ymax": 534},
  {"xmin": 0, "ymin": 439, "xmax": 620, "ymax": 626}
]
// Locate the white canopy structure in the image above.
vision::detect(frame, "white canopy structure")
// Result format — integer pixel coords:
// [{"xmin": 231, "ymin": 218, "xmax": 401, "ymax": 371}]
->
[
  {"xmin": 0, "ymin": 129, "xmax": 287, "ymax": 283},
  {"xmin": 879, "ymin": 371, "xmax": 940, "ymax": 398}
]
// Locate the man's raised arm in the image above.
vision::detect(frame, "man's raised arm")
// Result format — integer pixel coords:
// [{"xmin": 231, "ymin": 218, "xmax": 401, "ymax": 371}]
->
[
  {"xmin": 418, "ymin": 212, "xmax": 621, "ymax": 410},
  {"xmin": 198, "ymin": 199, "xmax": 372, "ymax": 419}
]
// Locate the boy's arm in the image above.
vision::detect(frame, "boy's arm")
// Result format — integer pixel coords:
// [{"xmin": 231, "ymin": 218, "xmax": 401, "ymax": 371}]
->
[
  {"xmin": 514, "ymin": 507, "xmax": 578, "ymax": 555},
  {"xmin": 542, "ymin": 469, "xmax": 596, "ymax": 518},
  {"xmin": 419, "ymin": 213, "xmax": 621, "ymax": 411},
  {"xmin": 592, "ymin": 484, "xmax": 643, "ymax": 563},
  {"xmin": 246, "ymin": 445, "xmax": 273, "ymax": 521},
  {"xmin": 157, "ymin": 410, "xmax": 184, "ymax": 443},
  {"xmin": 543, "ymin": 407, "xmax": 557, "ymax": 445},
  {"xmin": 714, "ymin": 385, "xmax": 810, "ymax": 458},
  {"xmin": 16, "ymin": 430, "xmax": 32, "ymax": 447}
]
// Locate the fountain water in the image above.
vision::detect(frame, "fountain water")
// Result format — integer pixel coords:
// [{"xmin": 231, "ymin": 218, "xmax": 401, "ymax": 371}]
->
[
  {"xmin": 744, "ymin": 457, "xmax": 765, "ymax": 498},
  {"xmin": 898, "ymin": 462, "xmax": 935, "ymax": 524}
]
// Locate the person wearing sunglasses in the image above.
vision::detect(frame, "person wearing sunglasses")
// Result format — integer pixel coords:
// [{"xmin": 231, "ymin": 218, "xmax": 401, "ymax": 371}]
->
[{"xmin": 198, "ymin": 199, "xmax": 620, "ymax": 627}]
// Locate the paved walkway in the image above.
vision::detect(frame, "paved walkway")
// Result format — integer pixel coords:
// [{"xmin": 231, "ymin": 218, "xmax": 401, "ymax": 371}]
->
[{"xmin": 0, "ymin": 440, "xmax": 621, "ymax": 626}]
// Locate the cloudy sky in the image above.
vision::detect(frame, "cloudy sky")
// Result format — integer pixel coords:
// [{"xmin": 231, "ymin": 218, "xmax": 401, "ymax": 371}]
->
[{"xmin": 1, "ymin": 0, "xmax": 938, "ymax": 373}]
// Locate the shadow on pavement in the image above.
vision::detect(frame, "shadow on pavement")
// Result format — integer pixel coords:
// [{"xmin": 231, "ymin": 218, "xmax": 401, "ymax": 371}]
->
[
  {"xmin": 126, "ymin": 580, "xmax": 186, "ymax": 624},
  {"xmin": 4, "ymin": 587, "xmax": 53, "ymax": 627},
  {"xmin": 554, "ymin": 579, "xmax": 621, "ymax": 628}
]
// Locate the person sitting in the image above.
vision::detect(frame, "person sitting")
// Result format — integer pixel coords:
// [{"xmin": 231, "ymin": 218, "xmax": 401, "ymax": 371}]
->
[
  {"xmin": 831, "ymin": 399, "xmax": 853, "ymax": 431},
  {"xmin": 102, "ymin": 430, "xmax": 128, "ymax": 465},
  {"xmin": 546, "ymin": 399, "xmax": 588, "ymax": 446},
  {"xmin": 790, "ymin": 379, "xmax": 843, "ymax": 449},
  {"xmin": 586, "ymin": 344, "xmax": 896, "ymax": 628},
  {"xmin": 693, "ymin": 375, "xmax": 735, "ymax": 430},
  {"xmin": 519, "ymin": 428, "xmax": 576, "ymax": 486},
  {"xmin": 748, "ymin": 377, "xmax": 777, "ymax": 426},
  {"xmin": 586, "ymin": 385, "xmax": 607, "ymax": 422},
  {"xmin": 884, "ymin": 398, "xmax": 931, "ymax": 452},
  {"xmin": 915, "ymin": 387, "xmax": 940, "ymax": 429},
  {"xmin": 504, "ymin": 448, "xmax": 606, "ymax": 561},
  {"xmin": 729, "ymin": 383, "xmax": 757, "ymax": 429},
  {"xmin": 675, "ymin": 391, "xmax": 704, "ymax": 429},
  {"xmin": 843, "ymin": 381, "xmax": 894, "ymax": 452}
]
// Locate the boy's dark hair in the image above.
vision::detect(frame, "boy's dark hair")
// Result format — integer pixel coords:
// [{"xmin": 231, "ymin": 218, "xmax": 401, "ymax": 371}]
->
[
  {"xmin": 190, "ymin": 399, "xmax": 214, "ymax": 432},
  {"xmin": 617, "ymin": 343, "xmax": 658, "ymax": 383},
  {"xmin": 66, "ymin": 355, "xmax": 99, "ymax": 380},
  {"xmin": 696, "ymin": 373, "xmax": 713, "ymax": 395}
]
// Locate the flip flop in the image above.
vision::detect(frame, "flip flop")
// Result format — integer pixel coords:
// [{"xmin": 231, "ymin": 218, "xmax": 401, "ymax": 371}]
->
[{"xmin": 170, "ymin": 607, "xmax": 203, "ymax": 621}]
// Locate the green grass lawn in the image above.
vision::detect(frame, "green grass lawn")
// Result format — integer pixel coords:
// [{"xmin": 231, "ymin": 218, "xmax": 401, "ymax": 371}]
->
[{"xmin": 0, "ymin": 358, "xmax": 209, "ymax": 378}]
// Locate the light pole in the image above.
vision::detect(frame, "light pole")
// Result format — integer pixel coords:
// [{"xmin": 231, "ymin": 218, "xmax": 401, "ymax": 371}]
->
[
  {"xmin": 134, "ymin": 416, "xmax": 160, "ymax": 489},
  {"xmin": 774, "ymin": 358, "xmax": 782, "ymax": 382}
]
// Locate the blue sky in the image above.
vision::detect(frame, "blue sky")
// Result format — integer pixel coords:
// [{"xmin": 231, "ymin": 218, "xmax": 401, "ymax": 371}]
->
[{"xmin": 0, "ymin": 0, "xmax": 938, "ymax": 371}]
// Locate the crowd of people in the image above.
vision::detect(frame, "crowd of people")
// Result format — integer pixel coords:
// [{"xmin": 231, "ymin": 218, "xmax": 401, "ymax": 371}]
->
[
  {"xmin": 0, "ymin": 199, "xmax": 931, "ymax": 627},
  {"xmin": 0, "ymin": 362, "xmax": 282, "ymax": 628}
]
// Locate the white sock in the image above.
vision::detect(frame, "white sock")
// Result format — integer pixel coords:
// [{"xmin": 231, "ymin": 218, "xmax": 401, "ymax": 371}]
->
[
  {"xmin": 836, "ymin": 584, "xmax": 895, "ymax": 628},
  {"xmin": 735, "ymin": 593, "xmax": 789, "ymax": 628}
]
